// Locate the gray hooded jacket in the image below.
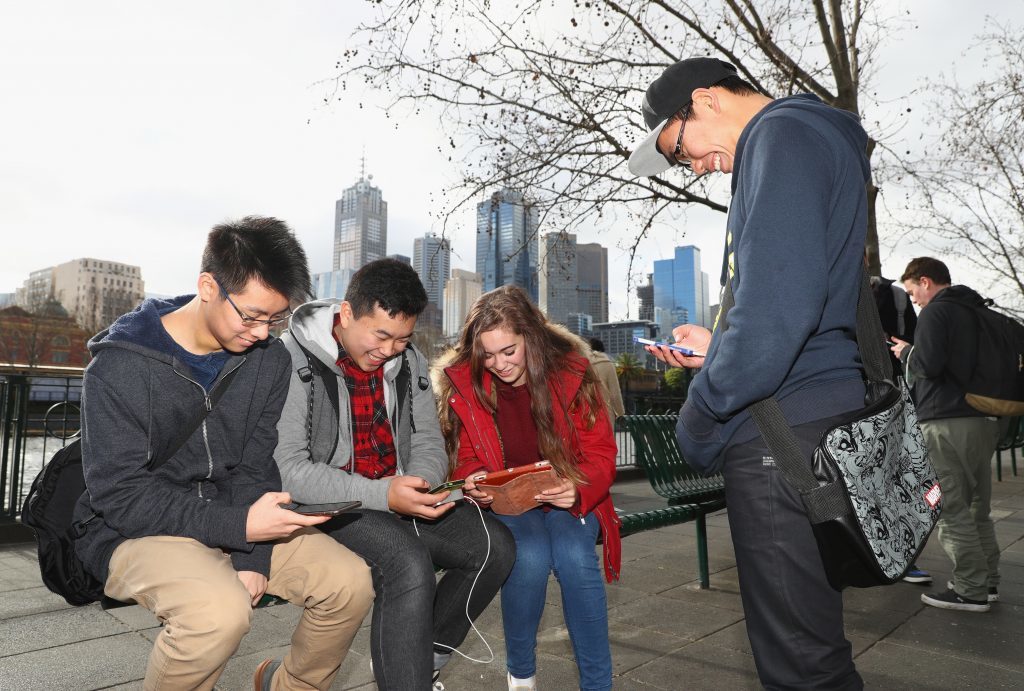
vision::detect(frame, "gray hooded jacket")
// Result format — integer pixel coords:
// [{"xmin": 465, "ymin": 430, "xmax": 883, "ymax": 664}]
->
[
  {"xmin": 73, "ymin": 296, "xmax": 290, "ymax": 582},
  {"xmin": 274, "ymin": 300, "xmax": 448, "ymax": 510}
]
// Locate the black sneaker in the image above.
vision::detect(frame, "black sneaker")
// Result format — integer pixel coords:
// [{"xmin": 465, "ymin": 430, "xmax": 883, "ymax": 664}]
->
[
  {"xmin": 921, "ymin": 588, "xmax": 990, "ymax": 612},
  {"xmin": 946, "ymin": 580, "xmax": 999, "ymax": 602}
]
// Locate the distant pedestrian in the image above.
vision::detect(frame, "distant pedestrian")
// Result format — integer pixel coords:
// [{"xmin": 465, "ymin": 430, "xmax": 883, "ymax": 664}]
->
[
  {"xmin": 630, "ymin": 56, "xmax": 867, "ymax": 688},
  {"xmin": 892, "ymin": 257, "xmax": 1000, "ymax": 612},
  {"xmin": 587, "ymin": 337, "xmax": 626, "ymax": 421}
]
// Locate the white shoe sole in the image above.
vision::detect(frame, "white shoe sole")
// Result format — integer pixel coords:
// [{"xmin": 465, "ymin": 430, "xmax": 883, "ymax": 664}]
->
[{"xmin": 921, "ymin": 592, "xmax": 990, "ymax": 612}]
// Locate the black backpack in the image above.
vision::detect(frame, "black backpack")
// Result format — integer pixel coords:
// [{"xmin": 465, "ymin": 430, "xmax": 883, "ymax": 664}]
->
[
  {"xmin": 966, "ymin": 301, "xmax": 1024, "ymax": 416},
  {"xmin": 940, "ymin": 295, "xmax": 1024, "ymax": 416},
  {"xmin": 20, "ymin": 440, "xmax": 105, "ymax": 606},
  {"xmin": 20, "ymin": 367, "xmax": 239, "ymax": 606}
]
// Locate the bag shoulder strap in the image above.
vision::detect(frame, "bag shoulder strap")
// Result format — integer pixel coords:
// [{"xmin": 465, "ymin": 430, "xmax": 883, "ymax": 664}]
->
[
  {"xmin": 148, "ymin": 361, "xmax": 241, "ymax": 471},
  {"xmin": 719, "ymin": 269, "xmax": 893, "ymax": 521}
]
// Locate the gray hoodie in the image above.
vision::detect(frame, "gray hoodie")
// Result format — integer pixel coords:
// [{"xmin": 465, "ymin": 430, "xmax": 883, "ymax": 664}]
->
[{"xmin": 274, "ymin": 300, "xmax": 448, "ymax": 510}]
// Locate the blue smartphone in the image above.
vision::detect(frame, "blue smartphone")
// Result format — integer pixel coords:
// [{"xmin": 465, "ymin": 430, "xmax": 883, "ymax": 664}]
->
[{"xmin": 633, "ymin": 336, "xmax": 701, "ymax": 356}]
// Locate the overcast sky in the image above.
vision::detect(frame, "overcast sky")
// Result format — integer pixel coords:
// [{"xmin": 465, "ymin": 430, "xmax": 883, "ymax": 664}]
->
[{"xmin": 1, "ymin": 1, "xmax": 1019, "ymax": 319}]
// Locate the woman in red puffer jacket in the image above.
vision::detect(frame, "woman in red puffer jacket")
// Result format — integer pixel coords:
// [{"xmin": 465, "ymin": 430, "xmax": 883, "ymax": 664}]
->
[{"xmin": 434, "ymin": 285, "xmax": 620, "ymax": 691}]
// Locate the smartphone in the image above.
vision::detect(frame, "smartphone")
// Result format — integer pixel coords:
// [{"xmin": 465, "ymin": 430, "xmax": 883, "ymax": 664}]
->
[
  {"xmin": 278, "ymin": 501, "xmax": 362, "ymax": 516},
  {"xmin": 428, "ymin": 479, "xmax": 466, "ymax": 495},
  {"xmin": 633, "ymin": 336, "xmax": 701, "ymax": 356}
]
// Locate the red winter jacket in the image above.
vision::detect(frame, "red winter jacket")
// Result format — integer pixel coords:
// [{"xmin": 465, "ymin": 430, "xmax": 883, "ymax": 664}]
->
[{"xmin": 442, "ymin": 352, "xmax": 621, "ymax": 581}]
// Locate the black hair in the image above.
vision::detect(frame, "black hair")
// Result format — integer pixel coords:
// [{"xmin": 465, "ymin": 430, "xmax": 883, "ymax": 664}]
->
[
  {"xmin": 588, "ymin": 337, "xmax": 605, "ymax": 352},
  {"xmin": 672, "ymin": 75, "xmax": 760, "ymax": 123},
  {"xmin": 344, "ymin": 258, "xmax": 428, "ymax": 318},
  {"xmin": 201, "ymin": 216, "xmax": 312, "ymax": 304},
  {"xmin": 901, "ymin": 257, "xmax": 952, "ymax": 286}
]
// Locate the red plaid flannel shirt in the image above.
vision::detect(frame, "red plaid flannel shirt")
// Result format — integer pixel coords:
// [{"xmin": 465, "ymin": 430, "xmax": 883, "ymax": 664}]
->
[{"xmin": 333, "ymin": 314, "xmax": 397, "ymax": 479}]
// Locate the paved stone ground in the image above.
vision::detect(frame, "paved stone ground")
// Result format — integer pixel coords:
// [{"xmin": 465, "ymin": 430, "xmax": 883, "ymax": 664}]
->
[{"xmin": 1, "ymin": 462, "xmax": 1022, "ymax": 690}]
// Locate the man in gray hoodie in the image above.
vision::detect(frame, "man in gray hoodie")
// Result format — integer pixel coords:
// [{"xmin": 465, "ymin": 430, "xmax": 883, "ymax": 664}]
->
[
  {"xmin": 275, "ymin": 258, "xmax": 515, "ymax": 691},
  {"xmin": 73, "ymin": 216, "xmax": 373, "ymax": 691}
]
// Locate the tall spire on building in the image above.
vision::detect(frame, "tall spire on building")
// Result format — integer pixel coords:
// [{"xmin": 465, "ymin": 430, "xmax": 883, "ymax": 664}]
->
[{"xmin": 360, "ymin": 147, "xmax": 367, "ymax": 182}]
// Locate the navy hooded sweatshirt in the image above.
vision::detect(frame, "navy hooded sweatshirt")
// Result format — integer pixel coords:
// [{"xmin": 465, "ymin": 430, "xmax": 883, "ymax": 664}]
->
[
  {"xmin": 677, "ymin": 94, "xmax": 869, "ymax": 472},
  {"xmin": 73, "ymin": 296, "xmax": 291, "ymax": 581}
]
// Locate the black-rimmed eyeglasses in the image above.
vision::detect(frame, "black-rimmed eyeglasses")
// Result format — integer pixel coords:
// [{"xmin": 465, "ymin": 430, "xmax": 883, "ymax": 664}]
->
[
  {"xmin": 666, "ymin": 104, "xmax": 693, "ymax": 171},
  {"xmin": 216, "ymin": 280, "xmax": 292, "ymax": 327}
]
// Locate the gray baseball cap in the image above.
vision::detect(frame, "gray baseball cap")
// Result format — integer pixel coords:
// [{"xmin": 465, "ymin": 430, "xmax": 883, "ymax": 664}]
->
[{"xmin": 628, "ymin": 57, "xmax": 738, "ymax": 177}]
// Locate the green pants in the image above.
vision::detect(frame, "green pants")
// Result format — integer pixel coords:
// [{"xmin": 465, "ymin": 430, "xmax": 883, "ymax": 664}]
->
[{"xmin": 920, "ymin": 416, "xmax": 1000, "ymax": 601}]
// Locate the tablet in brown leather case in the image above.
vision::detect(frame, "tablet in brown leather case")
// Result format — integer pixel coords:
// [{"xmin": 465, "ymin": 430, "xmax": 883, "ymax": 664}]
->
[{"xmin": 473, "ymin": 461, "xmax": 562, "ymax": 515}]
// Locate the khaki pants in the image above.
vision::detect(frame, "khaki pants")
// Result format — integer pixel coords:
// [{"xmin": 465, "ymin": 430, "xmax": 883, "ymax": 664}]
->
[
  {"xmin": 921, "ymin": 416, "xmax": 1001, "ymax": 601},
  {"xmin": 105, "ymin": 528, "xmax": 373, "ymax": 691}
]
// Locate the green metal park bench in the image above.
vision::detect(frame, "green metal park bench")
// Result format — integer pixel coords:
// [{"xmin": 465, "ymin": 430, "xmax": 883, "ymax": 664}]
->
[
  {"xmin": 995, "ymin": 416, "xmax": 1023, "ymax": 481},
  {"xmin": 618, "ymin": 414, "xmax": 727, "ymax": 589}
]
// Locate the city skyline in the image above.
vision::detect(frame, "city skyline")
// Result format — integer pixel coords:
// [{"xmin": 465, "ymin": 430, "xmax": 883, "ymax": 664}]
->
[{"xmin": 2, "ymin": 2, "xmax": 1017, "ymax": 319}]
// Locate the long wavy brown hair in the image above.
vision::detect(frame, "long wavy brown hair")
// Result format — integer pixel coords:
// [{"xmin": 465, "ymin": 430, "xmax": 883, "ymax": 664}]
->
[{"xmin": 436, "ymin": 285, "xmax": 604, "ymax": 484}]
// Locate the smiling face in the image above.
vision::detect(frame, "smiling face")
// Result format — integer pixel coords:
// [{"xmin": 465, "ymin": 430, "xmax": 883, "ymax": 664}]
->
[
  {"xmin": 335, "ymin": 302, "xmax": 417, "ymax": 372},
  {"xmin": 199, "ymin": 273, "xmax": 290, "ymax": 354},
  {"xmin": 479, "ymin": 327, "xmax": 527, "ymax": 387},
  {"xmin": 656, "ymin": 106, "xmax": 734, "ymax": 176}
]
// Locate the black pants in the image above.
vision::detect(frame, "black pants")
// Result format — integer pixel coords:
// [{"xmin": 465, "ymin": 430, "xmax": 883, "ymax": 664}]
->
[
  {"xmin": 322, "ymin": 502, "xmax": 516, "ymax": 691},
  {"xmin": 723, "ymin": 416, "xmax": 863, "ymax": 691}
]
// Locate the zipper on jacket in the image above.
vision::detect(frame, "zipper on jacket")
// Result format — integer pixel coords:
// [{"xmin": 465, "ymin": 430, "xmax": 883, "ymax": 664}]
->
[{"xmin": 171, "ymin": 362, "xmax": 242, "ymax": 498}]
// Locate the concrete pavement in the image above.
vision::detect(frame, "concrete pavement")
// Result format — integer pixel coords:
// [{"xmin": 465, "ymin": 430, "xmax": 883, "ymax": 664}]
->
[{"xmin": 1, "ymin": 468, "xmax": 1022, "ymax": 690}]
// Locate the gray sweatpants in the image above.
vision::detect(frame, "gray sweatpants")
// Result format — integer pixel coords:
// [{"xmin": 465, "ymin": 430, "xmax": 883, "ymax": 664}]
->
[{"xmin": 920, "ymin": 416, "xmax": 1001, "ymax": 601}]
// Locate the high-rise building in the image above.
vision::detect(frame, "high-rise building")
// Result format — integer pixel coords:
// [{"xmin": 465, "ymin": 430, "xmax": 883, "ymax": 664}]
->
[
  {"xmin": 565, "ymin": 312, "xmax": 593, "ymax": 338},
  {"xmin": 334, "ymin": 173, "xmax": 388, "ymax": 273},
  {"xmin": 653, "ymin": 245, "xmax": 710, "ymax": 337},
  {"xmin": 476, "ymin": 189, "xmax": 538, "ymax": 301},
  {"xmin": 386, "ymin": 254, "xmax": 411, "ymax": 265},
  {"xmin": 576, "ymin": 242, "xmax": 608, "ymax": 324},
  {"xmin": 637, "ymin": 273, "xmax": 654, "ymax": 322},
  {"xmin": 312, "ymin": 269, "xmax": 357, "ymax": 300},
  {"xmin": 443, "ymin": 269, "xmax": 482, "ymax": 338},
  {"xmin": 15, "ymin": 268, "xmax": 54, "ymax": 312},
  {"xmin": 591, "ymin": 319, "xmax": 661, "ymax": 370},
  {"xmin": 538, "ymin": 232, "xmax": 578, "ymax": 325},
  {"xmin": 20, "ymin": 258, "xmax": 145, "ymax": 333},
  {"xmin": 413, "ymin": 234, "xmax": 451, "ymax": 308}
]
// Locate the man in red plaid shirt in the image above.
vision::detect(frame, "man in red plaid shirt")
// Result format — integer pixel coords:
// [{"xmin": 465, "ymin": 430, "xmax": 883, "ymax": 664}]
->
[{"xmin": 274, "ymin": 259, "xmax": 515, "ymax": 691}]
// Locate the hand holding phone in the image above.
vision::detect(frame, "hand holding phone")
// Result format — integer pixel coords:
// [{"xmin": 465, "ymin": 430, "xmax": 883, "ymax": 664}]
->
[
  {"xmin": 424, "ymin": 479, "xmax": 466, "ymax": 507},
  {"xmin": 633, "ymin": 336, "xmax": 702, "ymax": 357}
]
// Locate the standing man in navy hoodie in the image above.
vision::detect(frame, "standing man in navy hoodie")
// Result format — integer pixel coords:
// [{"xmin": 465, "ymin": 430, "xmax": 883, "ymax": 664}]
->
[
  {"xmin": 73, "ymin": 217, "xmax": 373, "ymax": 691},
  {"xmin": 629, "ymin": 58, "xmax": 868, "ymax": 689}
]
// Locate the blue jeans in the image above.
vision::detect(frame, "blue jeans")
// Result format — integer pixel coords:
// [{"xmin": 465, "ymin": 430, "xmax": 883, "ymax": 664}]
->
[{"xmin": 496, "ymin": 508, "xmax": 612, "ymax": 691}]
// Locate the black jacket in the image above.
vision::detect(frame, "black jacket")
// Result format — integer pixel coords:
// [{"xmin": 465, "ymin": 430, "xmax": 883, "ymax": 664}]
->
[
  {"xmin": 73, "ymin": 296, "xmax": 291, "ymax": 582},
  {"xmin": 903, "ymin": 285, "xmax": 988, "ymax": 422}
]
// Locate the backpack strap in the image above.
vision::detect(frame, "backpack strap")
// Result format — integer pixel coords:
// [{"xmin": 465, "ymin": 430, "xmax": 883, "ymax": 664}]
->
[
  {"xmin": 283, "ymin": 334, "xmax": 340, "ymax": 463},
  {"xmin": 147, "ymin": 362, "xmax": 241, "ymax": 471}
]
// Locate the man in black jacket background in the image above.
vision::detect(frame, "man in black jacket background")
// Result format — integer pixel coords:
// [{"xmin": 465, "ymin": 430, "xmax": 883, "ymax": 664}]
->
[{"xmin": 891, "ymin": 257, "xmax": 1000, "ymax": 613}]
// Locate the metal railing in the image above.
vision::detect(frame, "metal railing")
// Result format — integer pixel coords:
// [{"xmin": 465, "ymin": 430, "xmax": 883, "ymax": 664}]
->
[
  {"xmin": 1, "ymin": 372, "xmax": 83, "ymax": 520},
  {"xmin": 1, "ymin": 369, "xmax": 640, "ymax": 520}
]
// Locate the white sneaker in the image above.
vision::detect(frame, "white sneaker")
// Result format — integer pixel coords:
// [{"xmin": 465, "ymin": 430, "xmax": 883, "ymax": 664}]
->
[{"xmin": 507, "ymin": 671, "xmax": 537, "ymax": 690}]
